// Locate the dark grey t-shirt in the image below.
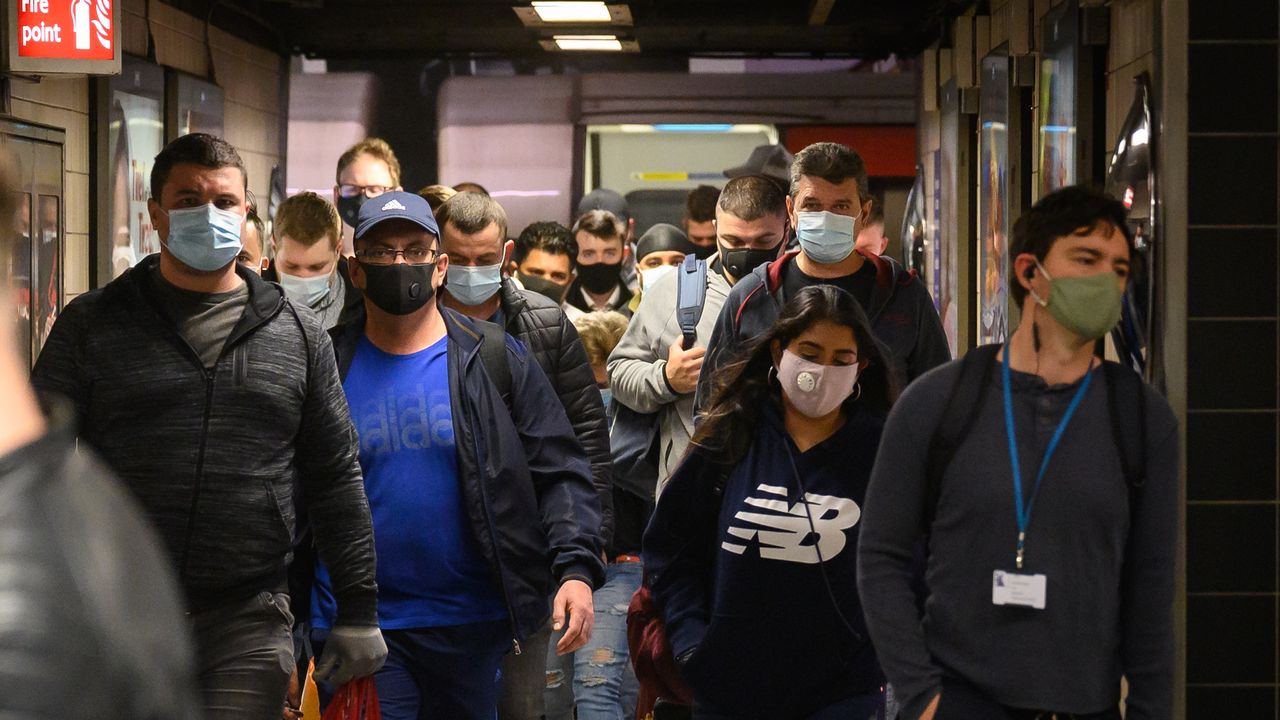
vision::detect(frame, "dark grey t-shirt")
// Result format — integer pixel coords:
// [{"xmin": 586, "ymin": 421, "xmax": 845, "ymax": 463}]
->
[
  {"xmin": 857, "ymin": 357, "xmax": 1178, "ymax": 720},
  {"xmin": 151, "ymin": 268, "xmax": 249, "ymax": 368}
]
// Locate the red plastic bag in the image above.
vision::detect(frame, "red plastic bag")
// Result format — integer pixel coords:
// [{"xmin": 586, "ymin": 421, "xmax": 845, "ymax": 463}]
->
[{"xmin": 322, "ymin": 676, "xmax": 381, "ymax": 720}]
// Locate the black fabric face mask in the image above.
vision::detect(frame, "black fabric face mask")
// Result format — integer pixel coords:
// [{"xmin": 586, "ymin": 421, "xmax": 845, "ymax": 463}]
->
[
  {"xmin": 720, "ymin": 240, "xmax": 783, "ymax": 282},
  {"xmin": 359, "ymin": 261, "xmax": 437, "ymax": 315},
  {"xmin": 576, "ymin": 261, "xmax": 622, "ymax": 294},
  {"xmin": 337, "ymin": 195, "xmax": 364, "ymax": 228},
  {"xmin": 517, "ymin": 271, "xmax": 568, "ymax": 304},
  {"xmin": 691, "ymin": 243, "xmax": 716, "ymax": 260}
]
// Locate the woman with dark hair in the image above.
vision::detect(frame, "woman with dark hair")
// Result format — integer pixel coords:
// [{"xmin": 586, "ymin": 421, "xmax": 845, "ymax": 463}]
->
[{"xmin": 642, "ymin": 284, "xmax": 895, "ymax": 720}]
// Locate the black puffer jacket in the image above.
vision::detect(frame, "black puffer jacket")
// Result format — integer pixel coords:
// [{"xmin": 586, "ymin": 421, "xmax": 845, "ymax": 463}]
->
[
  {"xmin": 0, "ymin": 399, "xmax": 200, "ymax": 719},
  {"xmin": 500, "ymin": 279, "xmax": 615, "ymax": 545},
  {"xmin": 31, "ymin": 256, "xmax": 378, "ymax": 624}
]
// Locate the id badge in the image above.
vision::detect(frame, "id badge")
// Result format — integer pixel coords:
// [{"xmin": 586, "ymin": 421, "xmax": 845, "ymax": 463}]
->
[{"xmin": 992, "ymin": 570, "xmax": 1047, "ymax": 610}]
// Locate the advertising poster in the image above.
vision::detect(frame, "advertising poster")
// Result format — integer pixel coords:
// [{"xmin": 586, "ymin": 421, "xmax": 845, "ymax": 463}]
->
[
  {"xmin": 930, "ymin": 150, "xmax": 942, "ymax": 313},
  {"xmin": 106, "ymin": 58, "xmax": 164, "ymax": 280},
  {"xmin": 939, "ymin": 80, "xmax": 960, "ymax": 356},
  {"xmin": 1039, "ymin": 0, "xmax": 1079, "ymax": 195},
  {"xmin": 171, "ymin": 71, "xmax": 225, "ymax": 140},
  {"xmin": 978, "ymin": 51, "xmax": 1011, "ymax": 345}
]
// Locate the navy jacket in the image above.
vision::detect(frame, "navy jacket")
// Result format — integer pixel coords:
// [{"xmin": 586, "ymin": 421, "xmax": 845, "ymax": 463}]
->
[
  {"xmin": 331, "ymin": 305, "xmax": 606, "ymax": 646},
  {"xmin": 643, "ymin": 401, "xmax": 885, "ymax": 718},
  {"xmin": 696, "ymin": 249, "xmax": 950, "ymax": 410}
]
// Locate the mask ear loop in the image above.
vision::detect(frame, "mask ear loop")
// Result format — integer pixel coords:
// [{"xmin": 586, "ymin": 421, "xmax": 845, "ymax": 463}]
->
[{"xmin": 851, "ymin": 381, "xmax": 862, "ymax": 402}]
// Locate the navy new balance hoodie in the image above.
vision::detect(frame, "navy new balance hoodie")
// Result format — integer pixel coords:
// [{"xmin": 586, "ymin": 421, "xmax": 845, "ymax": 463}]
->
[
  {"xmin": 696, "ymin": 249, "xmax": 950, "ymax": 411},
  {"xmin": 643, "ymin": 400, "xmax": 885, "ymax": 718}
]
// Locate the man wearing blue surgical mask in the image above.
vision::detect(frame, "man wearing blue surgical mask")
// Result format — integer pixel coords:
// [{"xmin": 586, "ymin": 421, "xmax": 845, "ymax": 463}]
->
[
  {"xmin": 31, "ymin": 133, "xmax": 386, "ymax": 720},
  {"xmin": 269, "ymin": 191, "xmax": 364, "ymax": 330},
  {"xmin": 436, "ymin": 192, "xmax": 614, "ymax": 720},
  {"xmin": 697, "ymin": 142, "xmax": 951, "ymax": 408}
]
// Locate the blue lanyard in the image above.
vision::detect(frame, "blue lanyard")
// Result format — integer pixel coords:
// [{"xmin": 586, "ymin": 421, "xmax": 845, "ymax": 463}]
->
[{"xmin": 1001, "ymin": 345, "xmax": 1095, "ymax": 570}]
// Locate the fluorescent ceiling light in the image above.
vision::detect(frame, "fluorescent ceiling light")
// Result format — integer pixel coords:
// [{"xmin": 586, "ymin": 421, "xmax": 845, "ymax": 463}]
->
[
  {"xmin": 553, "ymin": 34, "xmax": 623, "ymax": 51},
  {"xmin": 533, "ymin": 2, "xmax": 612, "ymax": 23}
]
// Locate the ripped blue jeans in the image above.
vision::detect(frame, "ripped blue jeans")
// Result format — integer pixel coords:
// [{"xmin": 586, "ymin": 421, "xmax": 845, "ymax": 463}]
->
[{"xmin": 545, "ymin": 561, "xmax": 643, "ymax": 720}]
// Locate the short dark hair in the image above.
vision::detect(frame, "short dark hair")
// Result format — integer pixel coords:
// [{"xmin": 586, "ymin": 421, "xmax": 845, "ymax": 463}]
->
[
  {"xmin": 865, "ymin": 197, "xmax": 885, "ymax": 226},
  {"xmin": 151, "ymin": 133, "xmax": 246, "ymax": 202},
  {"xmin": 246, "ymin": 206, "xmax": 266, "ymax": 242},
  {"xmin": 453, "ymin": 181, "xmax": 489, "ymax": 196},
  {"xmin": 1009, "ymin": 185, "xmax": 1135, "ymax": 306},
  {"xmin": 718, "ymin": 175, "xmax": 788, "ymax": 222},
  {"xmin": 685, "ymin": 185, "xmax": 721, "ymax": 223},
  {"xmin": 515, "ymin": 221, "xmax": 578, "ymax": 271},
  {"xmin": 436, "ymin": 191, "xmax": 508, "ymax": 245},
  {"xmin": 571, "ymin": 209, "xmax": 624, "ymax": 246},
  {"xmin": 790, "ymin": 142, "xmax": 868, "ymax": 204}
]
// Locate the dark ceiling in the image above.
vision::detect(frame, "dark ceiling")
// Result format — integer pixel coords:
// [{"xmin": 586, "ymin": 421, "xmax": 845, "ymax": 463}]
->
[{"xmin": 207, "ymin": 0, "xmax": 972, "ymax": 61}]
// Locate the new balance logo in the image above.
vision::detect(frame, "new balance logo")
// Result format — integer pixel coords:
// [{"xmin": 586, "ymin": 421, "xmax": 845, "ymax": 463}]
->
[
  {"xmin": 381, "ymin": 199, "xmax": 407, "ymax": 211},
  {"xmin": 721, "ymin": 484, "xmax": 861, "ymax": 564}
]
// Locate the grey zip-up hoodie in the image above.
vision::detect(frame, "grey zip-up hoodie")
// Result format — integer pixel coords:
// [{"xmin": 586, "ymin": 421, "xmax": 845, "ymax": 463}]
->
[
  {"xmin": 31, "ymin": 255, "xmax": 378, "ymax": 624},
  {"xmin": 607, "ymin": 255, "xmax": 732, "ymax": 494}
]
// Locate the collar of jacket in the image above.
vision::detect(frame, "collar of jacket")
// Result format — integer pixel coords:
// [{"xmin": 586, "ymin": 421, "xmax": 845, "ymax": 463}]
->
[
  {"xmin": 759, "ymin": 248, "xmax": 907, "ymax": 321},
  {"xmin": 0, "ymin": 393, "xmax": 77, "ymax": 479},
  {"xmin": 116, "ymin": 254, "xmax": 286, "ymax": 350},
  {"xmin": 499, "ymin": 277, "xmax": 529, "ymax": 323},
  {"xmin": 329, "ymin": 300, "xmax": 493, "ymax": 380}
]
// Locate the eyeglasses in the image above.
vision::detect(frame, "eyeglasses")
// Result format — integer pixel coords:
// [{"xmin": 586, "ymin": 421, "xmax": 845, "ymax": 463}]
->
[
  {"xmin": 337, "ymin": 184, "xmax": 392, "ymax": 199},
  {"xmin": 355, "ymin": 247, "xmax": 439, "ymax": 265}
]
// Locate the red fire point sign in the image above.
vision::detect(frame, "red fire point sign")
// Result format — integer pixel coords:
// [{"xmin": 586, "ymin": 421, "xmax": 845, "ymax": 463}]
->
[{"xmin": 17, "ymin": 0, "xmax": 113, "ymax": 60}]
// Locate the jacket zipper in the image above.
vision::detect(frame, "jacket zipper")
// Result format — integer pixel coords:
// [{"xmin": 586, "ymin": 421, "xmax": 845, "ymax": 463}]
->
[
  {"xmin": 465, "ymin": 353, "xmax": 523, "ymax": 656},
  {"xmin": 178, "ymin": 365, "xmax": 216, "ymax": 583}
]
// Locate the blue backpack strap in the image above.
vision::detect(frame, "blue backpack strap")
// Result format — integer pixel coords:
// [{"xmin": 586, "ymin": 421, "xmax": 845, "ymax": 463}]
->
[
  {"xmin": 923, "ymin": 344, "xmax": 1002, "ymax": 531},
  {"xmin": 675, "ymin": 253, "xmax": 708, "ymax": 350}
]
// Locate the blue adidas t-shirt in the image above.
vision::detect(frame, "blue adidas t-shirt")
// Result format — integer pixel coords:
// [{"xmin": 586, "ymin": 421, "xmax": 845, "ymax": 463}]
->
[{"xmin": 312, "ymin": 334, "xmax": 507, "ymax": 630}]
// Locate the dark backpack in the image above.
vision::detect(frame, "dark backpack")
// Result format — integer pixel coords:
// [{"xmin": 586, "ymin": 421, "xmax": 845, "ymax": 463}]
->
[
  {"xmin": 922, "ymin": 343, "xmax": 1149, "ymax": 531},
  {"xmin": 475, "ymin": 319, "xmax": 512, "ymax": 408}
]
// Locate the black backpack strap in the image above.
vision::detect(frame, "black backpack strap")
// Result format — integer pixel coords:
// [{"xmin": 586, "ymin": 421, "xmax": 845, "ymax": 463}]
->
[
  {"xmin": 922, "ymin": 344, "xmax": 1002, "ymax": 531},
  {"xmin": 1104, "ymin": 361, "xmax": 1148, "ymax": 511},
  {"xmin": 476, "ymin": 319, "xmax": 513, "ymax": 408}
]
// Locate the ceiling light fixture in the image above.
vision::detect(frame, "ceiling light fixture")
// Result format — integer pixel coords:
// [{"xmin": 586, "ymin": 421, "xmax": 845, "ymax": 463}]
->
[
  {"xmin": 533, "ymin": 1, "xmax": 611, "ymax": 23},
  {"xmin": 554, "ymin": 34, "xmax": 622, "ymax": 50},
  {"xmin": 539, "ymin": 34, "xmax": 638, "ymax": 51},
  {"xmin": 514, "ymin": 2, "xmax": 633, "ymax": 27}
]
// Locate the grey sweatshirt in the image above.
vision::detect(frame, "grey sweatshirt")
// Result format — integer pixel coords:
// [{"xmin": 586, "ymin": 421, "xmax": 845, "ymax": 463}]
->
[
  {"xmin": 857, "ymin": 358, "xmax": 1178, "ymax": 720},
  {"xmin": 606, "ymin": 256, "xmax": 732, "ymax": 494}
]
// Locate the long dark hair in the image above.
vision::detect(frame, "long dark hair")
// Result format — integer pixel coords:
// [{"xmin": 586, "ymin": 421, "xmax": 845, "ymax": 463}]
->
[{"xmin": 693, "ymin": 285, "xmax": 896, "ymax": 467}]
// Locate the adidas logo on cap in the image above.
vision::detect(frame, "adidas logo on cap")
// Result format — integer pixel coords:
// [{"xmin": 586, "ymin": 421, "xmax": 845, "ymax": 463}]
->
[{"xmin": 381, "ymin": 199, "xmax": 407, "ymax": 212}]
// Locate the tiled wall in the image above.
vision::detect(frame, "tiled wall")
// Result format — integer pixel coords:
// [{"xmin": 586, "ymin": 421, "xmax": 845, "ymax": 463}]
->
[
  {"xmin": 1182, "ymin": 0, "xmax": 1280, "ymax": 716},
  {"xmin": 5, "ymin": 0, "xmax": 285, "ymax": 302}
]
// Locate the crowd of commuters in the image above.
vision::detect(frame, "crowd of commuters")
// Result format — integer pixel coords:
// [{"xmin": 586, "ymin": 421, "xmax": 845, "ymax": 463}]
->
[{"xmin": 0, "ymin": 129, "xmax": 1176, "ymax": 720}]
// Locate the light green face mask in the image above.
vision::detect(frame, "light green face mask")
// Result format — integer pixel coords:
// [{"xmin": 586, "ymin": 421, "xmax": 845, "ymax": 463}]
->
[{"xmin": 1030, "ymin": 259, "xmax": 1124, "ymax": 340}]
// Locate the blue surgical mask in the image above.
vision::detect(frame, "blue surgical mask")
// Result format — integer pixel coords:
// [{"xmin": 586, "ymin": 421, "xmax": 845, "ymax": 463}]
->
[
  {"xmin": 796, "ymin": 210, "xmax": 858, "ymax": 264},
  {"xmin": 162, "ymin": 203, "xmax": 244, "ymax": 272},
  {"xmin": 279, "ymin": 271, "xmax": 333, "ymax": 308},
  {"xmin": 600, "ymin": 387, "xmax": 612, "ymax": 409},
  {"xmin": 446, "ymin": 262, "xmax": 504, "ymax": 306}
]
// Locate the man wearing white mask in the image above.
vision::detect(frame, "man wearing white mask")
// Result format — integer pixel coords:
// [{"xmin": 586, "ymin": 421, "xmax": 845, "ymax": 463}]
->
[
  {"xmin": 269, "ymin": 191, "xmax": 363, "ymax": 330},
  {"xmin": 435, "ymin": 191, "xmax": 615, "ymax": 720},
  {"xmin": 31, "ymin": 133, "xmax": 386, "ymax": 719},
  {"xmin": 629, "ymin": 223, "xmax": 694, "ymax": 311},
  {"xmin": 697, "ymin": 142, "xmax": 950, "ymax": 406}
]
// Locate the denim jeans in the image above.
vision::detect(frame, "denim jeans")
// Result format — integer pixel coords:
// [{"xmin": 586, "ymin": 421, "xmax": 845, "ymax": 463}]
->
[
  {"xmin": 545, "ymin": 561, "xmax": 643, "ymax": 720},
  {"xmin": 498, "ymin": 620, "xmax": 552, "ymax": 720},
  {"xmin": 190, "ymin": 591, "xmax": 295, "ymax": 720},
  {"xmin": 314, "ymin": 621, "xmax": 510, "ymax": 720}
]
